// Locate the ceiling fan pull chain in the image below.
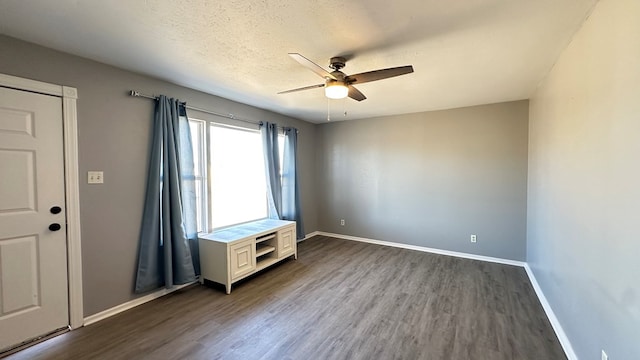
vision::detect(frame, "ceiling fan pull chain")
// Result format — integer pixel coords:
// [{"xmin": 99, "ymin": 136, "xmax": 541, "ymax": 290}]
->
[
  {"xmin": 327, "ymin": 98, "xmax": 331, "ymax": 121},
  {"xmin": 343, "ymin": 97, "xmax": 348, "ymax": 117}
]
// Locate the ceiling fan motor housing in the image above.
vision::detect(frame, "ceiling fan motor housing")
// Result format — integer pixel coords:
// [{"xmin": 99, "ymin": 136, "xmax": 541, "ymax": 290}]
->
[{"xmin": 329, "ymin": 57, "xmax": 346, "ymax": 71}]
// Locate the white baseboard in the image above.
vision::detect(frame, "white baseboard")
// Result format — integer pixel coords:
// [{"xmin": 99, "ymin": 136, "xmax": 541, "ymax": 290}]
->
[
  {"xmin": 315, "ymin": 231, "xmax": 526, "ymax": 267},
  {"xmin": 299, "ymin": 231, "xmax": 320, "ymax": 242},
  {"xmin": 83, "ymin": 281, "xmax": 196, "ymax": 326},
  {"xmin": 524, "ymin": 264, "xmax": 577, "ymax": 360}
]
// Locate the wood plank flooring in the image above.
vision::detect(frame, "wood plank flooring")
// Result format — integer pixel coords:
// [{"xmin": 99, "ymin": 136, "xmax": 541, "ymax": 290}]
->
[{"xmin": 6, "ymin": 236, "xmax": 566, "ymax": 360}]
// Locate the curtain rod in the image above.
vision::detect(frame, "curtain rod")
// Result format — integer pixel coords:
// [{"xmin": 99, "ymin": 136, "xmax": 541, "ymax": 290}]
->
[{"xmin": 129, "ymin": 90, "xmax": 262, "ymax": 127}]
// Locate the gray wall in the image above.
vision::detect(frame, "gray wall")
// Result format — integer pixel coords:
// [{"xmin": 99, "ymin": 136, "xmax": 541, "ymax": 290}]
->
[
  {"xmin": 527, "ymin": 0, "xmax": 640, "ymax": 358},
  {"xmin": 316, "ymin": 101, "xmax": 529, "ymax": 261},
  {"xmin": 0, "ymin": 35, "xmax": 318, "ymax": 317}
]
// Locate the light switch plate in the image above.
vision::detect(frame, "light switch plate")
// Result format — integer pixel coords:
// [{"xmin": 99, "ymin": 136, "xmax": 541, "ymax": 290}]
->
[{"xmin": 88, "ymin": 171, "xmax": 104, "ymax": 184}]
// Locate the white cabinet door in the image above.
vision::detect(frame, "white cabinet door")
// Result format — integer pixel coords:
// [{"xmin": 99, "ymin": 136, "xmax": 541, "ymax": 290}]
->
[
  {"xmin": 277, "ymin": 226, "xmax": 296, "ymax": 258},
  {"xmin": 0, "ymin": 87, "xmax": 69, "ymax": 351},
  {"xmin": 229, "ymin": 239, "xmax": 256, "ymax": 280}
]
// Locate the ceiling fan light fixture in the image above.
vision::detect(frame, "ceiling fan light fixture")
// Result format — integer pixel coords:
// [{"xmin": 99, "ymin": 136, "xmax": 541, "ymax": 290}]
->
[{"xmin": 325, "ymin": 81, "xmax": 348, "ymax": 99}]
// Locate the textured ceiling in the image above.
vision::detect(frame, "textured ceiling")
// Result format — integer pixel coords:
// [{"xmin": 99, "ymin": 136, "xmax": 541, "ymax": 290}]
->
[{"xmin": 0, "ymin": 0, "xmax": 596, "ymax": 123}]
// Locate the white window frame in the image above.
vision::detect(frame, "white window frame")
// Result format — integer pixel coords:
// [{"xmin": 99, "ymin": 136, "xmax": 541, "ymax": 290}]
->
[
  {"xmin": 210, "ymin": 123, "xmax": 268, "ymax": 230},
  {"xmin": 190, "ymin": 120, "xmax": 288, "ymax": 233},
  {"xmin": 188, "ymin": 119, "xmax": 208, "ymax": 233}
]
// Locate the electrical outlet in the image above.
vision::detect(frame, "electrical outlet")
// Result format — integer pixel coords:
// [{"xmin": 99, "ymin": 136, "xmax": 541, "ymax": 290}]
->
[
  {"xmin": 88, "ymin": 171, "xmax": 104, "ymax": 184},
  {"xmin": 340, "ymin": 219, "xmax": 345, "ymax": 226},
  {"xmin": 470, "ymin": 234, "xmax": 477, "ymax": 243},
  {"xmin": 601, "ymin": 350, "xmax": 608, "ymax": 360}
]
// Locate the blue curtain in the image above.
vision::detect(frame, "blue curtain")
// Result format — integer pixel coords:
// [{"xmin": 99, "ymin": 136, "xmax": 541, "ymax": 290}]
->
[
  {"xmin": 135, "ymin": 95, "xmax": 199, "ymax": 294},
  {"xmin": 282, "ymin": 127, "xmax": 305, "ymax": 239},
  {"xmin": 260, "ymin": 122, "xmax": 282, "ymax": 220}
]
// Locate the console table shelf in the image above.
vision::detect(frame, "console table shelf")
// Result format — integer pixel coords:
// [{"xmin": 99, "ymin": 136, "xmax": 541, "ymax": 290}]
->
[
  {"xmin": 256, "ymin": 257, "xmax": 280, "ymax": 272},
  {"xmin": 256, "ymin": 244, "xmax": 276, "ymax": 257},
  {"xmin": 198, "ymin": 219, "xmax": 297, "ymax": 294},
  {"xmin": 256, "ymin": 234, "xmax": 276, "ymax": 244}
]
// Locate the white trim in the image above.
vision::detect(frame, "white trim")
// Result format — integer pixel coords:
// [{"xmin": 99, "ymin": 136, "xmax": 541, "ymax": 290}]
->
[
  {"xmin": 61, "ymin": 86, "xmax": 83, "ymax": 329},
  {"xmin": 83, "ymin": 282, "xmax": 196, "ymax": 326},
  {"xmin": 299, "ymin": 231, "xmax": 320, "ymax": 242},
  {"xmin": 0, "ymin": 73, "xmax": 64, "ymax": 97},
  {"xmin": 524, "ymin": 264, "xmax": 577, "ymax": 360},
  {"xmin": 0, "ymin": 74, "xmax": 83, "ymax": 329},
  {"xmin": 316, "ymin": 232, "xmax": 526, "ymax": 267}
]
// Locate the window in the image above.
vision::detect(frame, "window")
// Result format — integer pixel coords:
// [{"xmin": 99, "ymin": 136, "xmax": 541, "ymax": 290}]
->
[
  {"xmin": 278, "ymin": 135, "xmax": 284, "ymax": 181},
  {"xmin": 188, "ymin": 120, "xmax": 284, "ymax": 232},
  {"xmin": 209, "ymin": 124, "xmax": 267, "ymax": 229}
]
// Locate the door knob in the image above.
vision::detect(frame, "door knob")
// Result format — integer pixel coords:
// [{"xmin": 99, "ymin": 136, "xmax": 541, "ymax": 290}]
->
[
  {"xmin": 50, "ymin": 206, "xmax": 62, "ymax": 214},
  {"xmin": 49, "ymin": 223, "xmax": 62, "ymax": 231}
]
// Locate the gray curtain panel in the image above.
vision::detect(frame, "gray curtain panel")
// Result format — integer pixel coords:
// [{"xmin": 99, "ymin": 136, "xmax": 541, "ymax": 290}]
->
[
  {"xmin": 260, "ymin": 122, "xmax": 282, "ymax": 220},
  {"xmin": 282, "ymin": 127, "xmax": 305, "ymax": 239},
  {"xmin": 135, "ymin": 95, "xmax": 199, "ymax": 294}
]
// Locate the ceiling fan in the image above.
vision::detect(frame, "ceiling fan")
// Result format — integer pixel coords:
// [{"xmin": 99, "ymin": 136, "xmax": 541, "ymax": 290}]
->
[{"xmin": 278, "ymin": 53, "xmax": 414, "ymax": 101}]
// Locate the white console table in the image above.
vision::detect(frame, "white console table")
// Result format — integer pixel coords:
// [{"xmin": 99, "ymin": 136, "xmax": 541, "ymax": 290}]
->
[{"xmin": 198, "ymin": 219, "xmax": 297, "ymax": 294}]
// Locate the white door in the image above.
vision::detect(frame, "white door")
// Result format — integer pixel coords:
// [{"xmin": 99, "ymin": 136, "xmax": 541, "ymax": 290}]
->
[{"xmin": 0, "ymin": 87, "xmax": 69, "ymax": 351}]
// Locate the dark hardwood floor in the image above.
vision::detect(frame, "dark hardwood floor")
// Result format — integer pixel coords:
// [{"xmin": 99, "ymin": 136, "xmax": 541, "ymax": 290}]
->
[{"xmin": 6, "ymin": 236, "xmax": 566, "ymax": 360}]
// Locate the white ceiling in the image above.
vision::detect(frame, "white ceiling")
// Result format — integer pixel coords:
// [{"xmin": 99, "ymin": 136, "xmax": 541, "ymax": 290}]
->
[{"xmin": 0, "ymin": 0, "xmax": 596, "ymax": 123}]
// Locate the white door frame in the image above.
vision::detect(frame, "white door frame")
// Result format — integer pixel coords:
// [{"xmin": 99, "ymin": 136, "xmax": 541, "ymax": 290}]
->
[{"xmin": 0, "ymin": 73, "xmax": 84, "ymax": 329}]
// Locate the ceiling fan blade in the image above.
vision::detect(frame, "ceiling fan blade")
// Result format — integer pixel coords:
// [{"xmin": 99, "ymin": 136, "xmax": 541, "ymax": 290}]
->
[
  {"xmin": 288, "ymin": 53, "xmax": 337, "ymax": 80},
  {"xmin": 346, "ymin": 65, "xmax": 414, "ymax": 85},
  {"xmin": 278, "ymin": 83, "xmax": 325, "ymax": 94},
  {"xmin": 348, "ymin": 85, "xmax": 366, "ymax": 101}
]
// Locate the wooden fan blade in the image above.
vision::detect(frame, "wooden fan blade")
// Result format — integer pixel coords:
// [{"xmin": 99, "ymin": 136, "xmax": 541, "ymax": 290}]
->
[
  {"xmin": 348, "ymin": 85, "xmax": 366, "ymax": 101},
  {"xmin": 288, "ymin": 53, "xmax": 337, "ymax": 80},
  {"xmin": 346, "ymin": 65, "xmax": 414, "ymax": 85},
  {"xmin": 278, "ymin": 83, "xmax": 325, "ymax": 94}
]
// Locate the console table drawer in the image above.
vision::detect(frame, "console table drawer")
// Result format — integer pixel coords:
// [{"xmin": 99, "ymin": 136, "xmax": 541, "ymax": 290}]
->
[
  {"xmin": 230, "ymin": 239, "xmax": 256, "ymax": 280},
  {"xmin": 277, "ymin": 226, "xmax": 295, "ymax": 258}
]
